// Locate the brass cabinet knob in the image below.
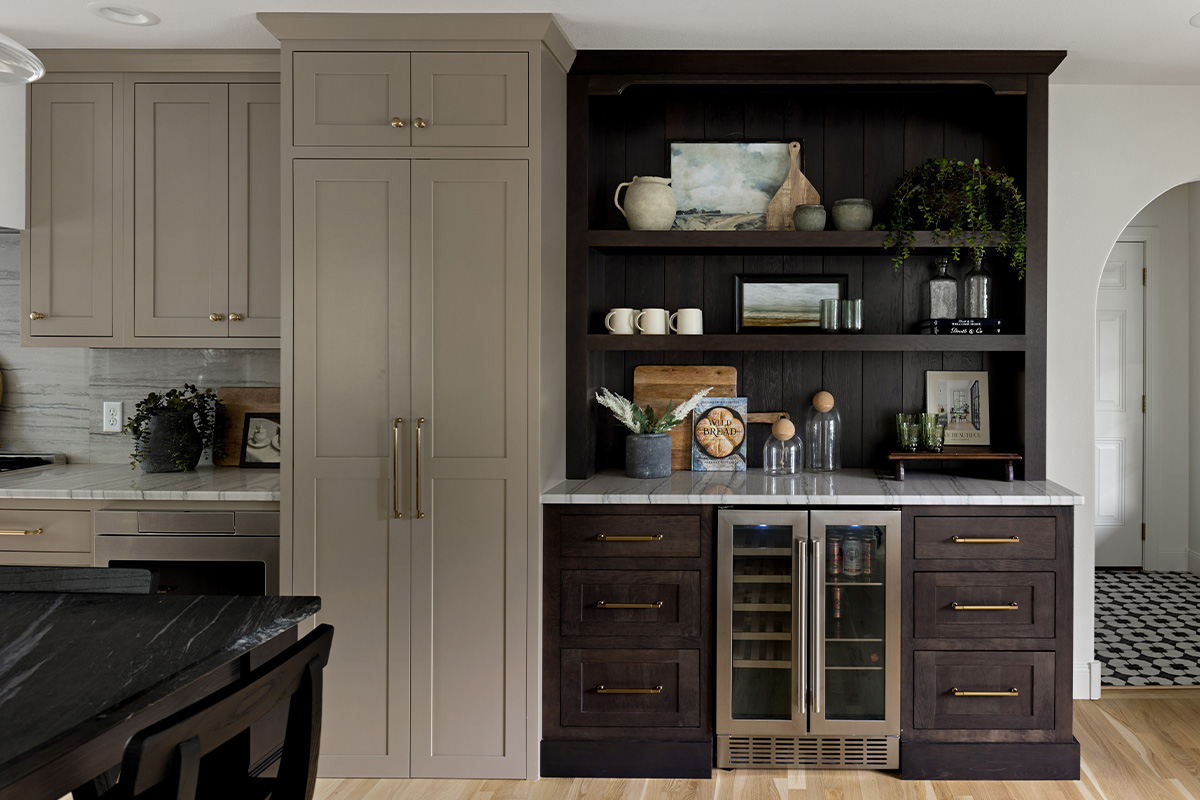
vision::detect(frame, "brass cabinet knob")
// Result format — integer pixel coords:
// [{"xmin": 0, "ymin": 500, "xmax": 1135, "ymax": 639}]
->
[
  {"xmin": 229, "ymin": 313, "xmax": 243, "ymax": 322},
  {"xmin": 209, "ymin": 313, "xmax": 224, "ymax": 322},
  {"xmin": 414, "ymin": 117, "xmax": 427, "ymax": 128},
  {"xmin": 390, "ymin": 117, "xmax": 405, "ymax": 128},
  {"xmin": 29, "ymin": 312, "xmax": 44, "ymax": 320}
]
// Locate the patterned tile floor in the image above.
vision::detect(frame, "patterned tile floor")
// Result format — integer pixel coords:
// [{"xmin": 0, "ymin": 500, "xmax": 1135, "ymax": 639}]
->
[{"xmin": 1095, "ymin": 569, "xmax": 1200, "ymax": 686}]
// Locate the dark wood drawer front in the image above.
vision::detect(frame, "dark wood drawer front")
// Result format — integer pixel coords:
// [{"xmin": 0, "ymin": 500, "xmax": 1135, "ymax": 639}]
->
[
  {"xmin": 914, "ymin": 651, "xmax": 1054, "ymax": 730},
  {"xmin": 913, "ymin": 516, "xmax": 1056, "ymax": 560},
  {"xmin": 562, "ymin": 570, "xmax": 699, "ymax": 638},
  {"xmin": 561, "ymin": 649, "xmax": 700, "ymax": 728},
  {"xmin": 560, "ymin": 515, "xmax": 701, "ymax": 559},
  {"xmin": 914, "ymin": 572, "xmax": 1055, "ymax": 639}
]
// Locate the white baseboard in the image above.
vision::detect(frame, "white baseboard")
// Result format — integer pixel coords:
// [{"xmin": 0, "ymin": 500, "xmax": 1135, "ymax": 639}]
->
[
  {"xmin": 1190, "ymin": 548, "xmax": 1200, "ymax": 575},
  {"xmin": 1074, "ymin": 661, "xmax": 1102, "ymax": 700},
  {"xmin": 1149, "ymin": 548, "xmax": 1189, "ymax": 572}
]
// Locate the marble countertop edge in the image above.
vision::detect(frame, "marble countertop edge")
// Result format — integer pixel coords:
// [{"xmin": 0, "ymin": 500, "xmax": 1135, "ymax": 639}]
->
[{"xmin": 0, "ymin": 464, "xmax": 280, "ymax": 502}]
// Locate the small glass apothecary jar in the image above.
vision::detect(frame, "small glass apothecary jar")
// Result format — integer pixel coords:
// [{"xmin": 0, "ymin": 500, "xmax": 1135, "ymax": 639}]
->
[
  {"xmin": 763, "ymin": 417, "xmax": 802, "ymax": 475},
  {"xmin": 803, "ymin": 391, "xmax": 842, "ymax": 472}
]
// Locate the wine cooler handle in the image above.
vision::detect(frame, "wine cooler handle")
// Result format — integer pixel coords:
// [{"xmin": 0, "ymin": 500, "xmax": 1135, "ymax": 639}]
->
[
  {"xmin": 810, "ymin": 537, "xmax": 823, "ymax": 716},
  {"xmin": 796, "ymin": 538, "xmax": 808, "ymax": 714}
]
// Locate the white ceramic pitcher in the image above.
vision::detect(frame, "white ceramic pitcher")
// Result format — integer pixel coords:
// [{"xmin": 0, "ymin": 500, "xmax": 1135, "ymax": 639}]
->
[{"xmin": 613, "ymin": 176, "xmax": 676, "ymax": 231}]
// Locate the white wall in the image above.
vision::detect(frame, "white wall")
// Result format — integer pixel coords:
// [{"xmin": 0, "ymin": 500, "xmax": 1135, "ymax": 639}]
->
[
  {"xmin": 0, "ymin": 86, "xmax": 25, "ymax": 230},
  {"xmin": 1191, "ymin": 183, "xmax": 1200, "ymax": 576},
  {"xmin": 1049, "ymin": 84, "xmax": 1200, "ymax": 698}
]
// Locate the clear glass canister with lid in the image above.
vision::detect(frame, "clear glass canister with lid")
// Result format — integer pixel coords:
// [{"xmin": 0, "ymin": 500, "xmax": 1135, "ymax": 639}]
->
[
  {"xmin": 763, "ymin": 417, "xmax": 802, "ymax": 475},
  {"xmin": 803, "ymin": 391, "xmax": 842, "ymax": 472}
]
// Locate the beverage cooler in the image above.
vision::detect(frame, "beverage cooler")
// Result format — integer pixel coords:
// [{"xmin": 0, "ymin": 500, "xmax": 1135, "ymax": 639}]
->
[{"xmin": 716, "ymin": 509, "xmax": 900, "ymax": 768}]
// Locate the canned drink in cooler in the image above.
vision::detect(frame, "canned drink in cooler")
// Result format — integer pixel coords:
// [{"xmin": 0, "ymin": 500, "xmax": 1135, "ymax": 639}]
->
[
  {"xmin": 827, "ymin": 532, "xmax": 843, "ymax": 575},
  {"xmin": 843, "ymin": 534, "xmax": 863, "ymax": 577},
  {"xmin": 831, "ymin": 586, "xmax": 843, "ymax": 619},
  {"xmin": 861, "ymin": 532, "xmax": 874, "ymax": 576}
]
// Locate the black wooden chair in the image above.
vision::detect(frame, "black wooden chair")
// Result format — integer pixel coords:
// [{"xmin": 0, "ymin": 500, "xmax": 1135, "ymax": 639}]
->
[
  {"xmin": 0, "ymin": 565, "xmax": 158, "ymax": 594},
  {"xmin": 109, "ymin": 623, "xmax": 334, "ymax": 800}
]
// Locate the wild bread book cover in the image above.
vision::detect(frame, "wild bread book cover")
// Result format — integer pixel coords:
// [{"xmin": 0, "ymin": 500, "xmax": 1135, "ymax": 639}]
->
[{"xmin": 692, "ymin": 397, "xmax": 748, "ymax": 471}]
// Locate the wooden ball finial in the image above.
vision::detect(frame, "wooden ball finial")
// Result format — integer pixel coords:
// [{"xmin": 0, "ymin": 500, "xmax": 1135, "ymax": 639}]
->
[
  {"xmin": 771, "ymin": 418, "xmax": 795, "ymax": 441},
  {"xmin": 813, "ymin": 391, "xmax": 835, "ymax": 413}
]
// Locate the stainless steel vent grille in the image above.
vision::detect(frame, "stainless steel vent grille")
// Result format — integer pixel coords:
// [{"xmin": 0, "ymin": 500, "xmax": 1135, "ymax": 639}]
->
[{"xmin": 718, "ymin": 734, "xmax": 898, "ymax": 769}]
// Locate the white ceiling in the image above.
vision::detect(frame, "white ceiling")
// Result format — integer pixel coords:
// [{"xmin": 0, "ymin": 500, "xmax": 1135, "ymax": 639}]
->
[{"xmin": 5, "ymin": 0, "xmax": 1200, "ymax": 84}]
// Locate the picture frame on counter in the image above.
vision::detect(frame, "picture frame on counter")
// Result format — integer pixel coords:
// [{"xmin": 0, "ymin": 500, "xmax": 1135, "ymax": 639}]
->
[
  {"xmin": 734, "ymin": 274, "xmax": 847, "ymax": 332},
  {"xmin": 240, "ymin": 413, "xmax": 281, "ymax": 467},
  {"xmin": 670, "ymin": 140, "xmax": 801, "ymax": 230},
  {"xmin": 925, "ymin": 371, "xmax": 990, "ymax": 446}
]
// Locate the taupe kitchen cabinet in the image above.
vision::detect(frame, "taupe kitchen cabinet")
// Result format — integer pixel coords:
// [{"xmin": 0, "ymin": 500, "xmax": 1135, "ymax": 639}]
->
[
  {"xmin": 292, "ymin": 157, "xmax": 530, "ymax": 778},
  {"xmin": 292, "ymin": 51, "xmax": 528, "ymax": 147},
  {"xmin": 0, "ymin": 506, "xmax": 93, "ymax": 566},
  {"xmin": 133, "ymin": 81, "xmax": 280, "ymax": 340}
]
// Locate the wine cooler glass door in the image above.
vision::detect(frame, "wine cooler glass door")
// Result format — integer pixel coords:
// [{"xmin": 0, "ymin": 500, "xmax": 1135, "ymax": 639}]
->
[
  {"xmin": 808, "ymin": 510, "xmax": 900, "ymax": 737},
  {"xmin": 717, "ymin": 509, "xmax": 809, "ymax": 736}
]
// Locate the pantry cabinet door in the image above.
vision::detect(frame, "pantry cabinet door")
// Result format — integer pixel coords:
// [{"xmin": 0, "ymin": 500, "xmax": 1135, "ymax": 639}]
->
[
  {"xmin": 409, "ymin": 159, "xmax": 529, "ymax": 778},
  {"xmin": 27, "ymin": 82, "xmax": 115, "ymax": 338},
  {"xmin": 293, "ymin": 159, "xmax": 412, "ymax": 776},
  {"xmin": 133, "ymin": 83, "xmax": 229, "ymax": 337}
]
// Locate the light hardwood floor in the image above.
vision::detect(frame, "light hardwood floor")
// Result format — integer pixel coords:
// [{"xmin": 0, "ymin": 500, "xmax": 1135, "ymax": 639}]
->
[{"xmin": 314, "ymin": 690, "xmax": 1200, "ymax": 800}]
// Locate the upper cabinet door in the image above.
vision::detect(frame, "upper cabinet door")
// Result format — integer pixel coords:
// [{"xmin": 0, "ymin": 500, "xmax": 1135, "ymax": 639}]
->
[
  {"xmin": 133, "ymin": 83, "xmax": 229, "ymax": 337},
  {"xmin": 293, "ymin": 52, "xmax": 411, "ymax": 147},
  {"xmin": 410, "ymin": 53, "xmax": 528, "ymax": 147},
  {"xmin": 228, "ymin": 84, "xmax": 281, "ymax": 338},
  {"xmin": 27, "ymin": 83, "xmax": 115, "ymax": 338}
]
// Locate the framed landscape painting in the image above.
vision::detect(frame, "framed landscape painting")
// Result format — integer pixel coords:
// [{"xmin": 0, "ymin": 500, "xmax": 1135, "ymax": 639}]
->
[
  {"xmin": 670, "ymin": 141, "xmax": 796, "ymax": 230},
  {"xmin": 734, "ymin": 275, "xmax": 846, "ymax": 332}
]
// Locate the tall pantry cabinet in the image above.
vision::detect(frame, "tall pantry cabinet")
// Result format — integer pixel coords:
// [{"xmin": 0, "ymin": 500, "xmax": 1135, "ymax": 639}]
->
[{"xmin": 260, "ymin": 14, "xmax": 572, "ymax": 779}]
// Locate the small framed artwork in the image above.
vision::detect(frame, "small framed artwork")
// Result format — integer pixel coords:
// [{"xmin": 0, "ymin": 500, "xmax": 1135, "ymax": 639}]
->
[
  {"xmin": 240, "ymin": 413, "xmax": 281, "ymax": 467},
  {"xmin": 735, "ymin": 274, "xmax": 847, "ymax": 332},
  {"xmin": 925, "ymin": 371, "xmax": 990, "ymax": 446},
  {"xmin": 670, "ymin": 141, "xmax": 799, "ymax": 230}
]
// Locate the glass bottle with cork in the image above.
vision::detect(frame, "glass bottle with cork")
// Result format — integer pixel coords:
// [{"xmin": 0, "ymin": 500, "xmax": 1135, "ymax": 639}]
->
[{"xmin": 803, "ymin": 391, "xmax": 842, "ymax": 472}]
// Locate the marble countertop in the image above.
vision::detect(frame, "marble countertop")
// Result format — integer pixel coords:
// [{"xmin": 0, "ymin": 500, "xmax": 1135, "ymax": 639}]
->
[
  {"xmin": 0, "ymin": 464, "xmax": 279, "ymax": 501},
  {"xmin": 542, "ymin": 469, "xmax": 1084, "ymax": 506}
]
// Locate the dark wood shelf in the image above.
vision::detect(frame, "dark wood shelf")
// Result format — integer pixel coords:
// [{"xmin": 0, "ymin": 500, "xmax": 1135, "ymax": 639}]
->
[
  {"xmin": 585, "ymin": 230, "xmax": 1006, "ymax": 253},
  {"xmin": 585, "ymin": 334, "xmax": 1027, "ymax": 352}
]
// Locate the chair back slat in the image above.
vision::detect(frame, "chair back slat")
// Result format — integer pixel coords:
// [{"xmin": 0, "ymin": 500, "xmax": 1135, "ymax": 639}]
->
[{"xmin": 0, "ymin": 565, "xmax": 157, "ymax": 594}]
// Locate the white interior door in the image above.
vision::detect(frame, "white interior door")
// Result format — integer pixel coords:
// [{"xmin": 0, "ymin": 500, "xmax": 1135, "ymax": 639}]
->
[{"xmin": 1095, "ymin": 240, "xmax": 1145, "ymax": 567}]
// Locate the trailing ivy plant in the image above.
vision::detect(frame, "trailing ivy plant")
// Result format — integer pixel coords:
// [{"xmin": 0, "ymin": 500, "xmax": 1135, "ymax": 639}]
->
[
  {"xmin": 123, "ymin": 384, "xmax": 226, "ymax": 470},
  {"xmin": 878, "ymin": 158, "xmax": 1027, "ymax": 278}
]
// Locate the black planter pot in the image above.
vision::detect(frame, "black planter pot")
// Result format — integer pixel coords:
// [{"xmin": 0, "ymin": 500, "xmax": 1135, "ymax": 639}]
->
[{"xmin": 139, "ymin": 410, "xmax": 204, "ymax": 472}]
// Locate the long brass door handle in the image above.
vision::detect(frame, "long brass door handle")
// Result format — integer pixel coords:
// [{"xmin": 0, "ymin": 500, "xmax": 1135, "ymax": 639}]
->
[
  {"xmin": 952, "ymin": 688, "xmax": 1019, "ymax": 697},
  {"xmin": 392, "ymin": 417, "xmax": 403, "ymax": 519},
  {"xmin": 951, "ymin": 602, "xmax": 1019, "ymax": 611},
  {"xmin": 596, "ymin": 600, "xmax": 663, "ymax": 609},
  {"xmin": 0, "ymin": 528, "xmax": 43, "ymax": 536},
  {"xmin": 951, "ymin": 535, "xmax": 1020, "ymax": 543},
  {"xmin": 596, "ymin": 534, "xmax": 663, "ymax": 542},
  {"xmin": 415, "ymin": 417, "xmax": 426, "ymax": 519},
  {"xmin": 596, "ymin": 685, "xmax": 662, "ymax": 694}
]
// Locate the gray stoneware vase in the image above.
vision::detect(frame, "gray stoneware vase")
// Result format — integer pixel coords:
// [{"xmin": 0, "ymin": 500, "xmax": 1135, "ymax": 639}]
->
[
  {"xmin": 140, "ymin": 410, "xmax": 204, "ymax": 473},
  {"xmin": 625, "ymin": 433, "xmax": 671, "ymax": 479}
]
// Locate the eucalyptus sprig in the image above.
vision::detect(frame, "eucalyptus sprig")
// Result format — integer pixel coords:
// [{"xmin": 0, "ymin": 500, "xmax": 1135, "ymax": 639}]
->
[
  {"xmin": 122, "ymin": 383, "xmax": 226, "ymax": 469},
  {"xmin": 595, "ymin": 386, "xmax": 713, "ymax": 434},
  {"xmin": 878, "ymin": 158, "xmax": 1027, "ymax": 278}
]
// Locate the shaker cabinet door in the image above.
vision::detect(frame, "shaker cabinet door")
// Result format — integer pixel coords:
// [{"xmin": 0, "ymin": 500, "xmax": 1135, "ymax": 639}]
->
[
  {"xmin": 409, "ymin": 52, "xmax": 528, "ymax": 147},
  {"xmin": 293, "ymin": 52, "xmax": 411, "ymax": 146}
]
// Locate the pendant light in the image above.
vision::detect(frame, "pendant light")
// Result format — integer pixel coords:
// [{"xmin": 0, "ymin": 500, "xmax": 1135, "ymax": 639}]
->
[{"xmin": 0, "ymin": 32, "xmax": 43, "ymax": 85}]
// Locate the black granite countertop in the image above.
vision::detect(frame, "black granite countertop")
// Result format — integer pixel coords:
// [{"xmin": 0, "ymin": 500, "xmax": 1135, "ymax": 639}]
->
[{"xmin": 0, "ymin": 593, "xmax": 319, "ymax": 789}]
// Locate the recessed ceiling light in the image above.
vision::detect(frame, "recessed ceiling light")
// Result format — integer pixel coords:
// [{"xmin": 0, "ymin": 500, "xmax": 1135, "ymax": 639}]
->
[
  {"xmin": 86, "ymin": 2, "xmax": 160, "ymax": 26},
  {"xmin": 1190, "ymin": 11, "xmax": 1200, "ymax": 27}
]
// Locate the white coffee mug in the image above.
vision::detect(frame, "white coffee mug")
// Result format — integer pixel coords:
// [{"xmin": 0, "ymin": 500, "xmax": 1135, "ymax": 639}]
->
[
  {"xmin": 669, "ymin": 308, "xmax": 704, "ymax": 335},
  {"xmin": 634, "ymin": 308, "xmax": 669, "ymax": 335},
  {"xmin": 604, "ymin": 308, "xmax": 636, "ymax": 334}
]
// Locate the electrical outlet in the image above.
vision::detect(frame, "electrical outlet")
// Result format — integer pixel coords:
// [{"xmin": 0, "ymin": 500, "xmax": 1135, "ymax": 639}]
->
[{"xmin": 103, "ymin": 402, "xmax": 123, "ymax": 433}]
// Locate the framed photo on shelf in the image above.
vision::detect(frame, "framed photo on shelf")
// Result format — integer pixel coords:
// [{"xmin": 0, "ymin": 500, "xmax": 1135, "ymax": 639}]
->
[
  {"xmin": 669, "ymin": 141, "xmax": 801, "ymax": 230},
  {"xmin": 734, "ymin": 274, "xmax": 846, "ymax": 332},
  {"xmin": 925, "ymin": 371, "xmax": 990, "ymax": 446},
  {"xmin": 239, "ymin": 413, "xmax": 281, "ymax": 467}
]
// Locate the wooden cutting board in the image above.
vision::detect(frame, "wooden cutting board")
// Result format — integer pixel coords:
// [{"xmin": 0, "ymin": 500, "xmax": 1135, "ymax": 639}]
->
[
  {"xmin": 216, "ymin": 386, "xmax": 281, "ymax": 466},
  {"xmin": 633, "ymin": 365, "xmax": 737, "ymax": 470},
  {"xmin": 765, "ymin": 141, "xmax": 821, "ymax": 230}
]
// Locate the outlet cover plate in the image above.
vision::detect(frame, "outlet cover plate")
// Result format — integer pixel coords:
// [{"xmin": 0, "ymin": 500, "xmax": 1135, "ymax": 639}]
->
[{"xmin": 103, "ymin": 401, "xmax": 122, "ymax": 433}]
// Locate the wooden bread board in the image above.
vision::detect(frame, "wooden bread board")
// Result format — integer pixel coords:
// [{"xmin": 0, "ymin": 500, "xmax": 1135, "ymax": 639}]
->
[
  {"xmin": 765, "ymin": 141, "xmax": 821, "ymax": 230},
  {"xmin": 632, "ymin": 366, "xmax": 737, "ymax": 471},
  {"xmin": 216, "ymin": 386, "xmax": 280, "ymax": 466}
]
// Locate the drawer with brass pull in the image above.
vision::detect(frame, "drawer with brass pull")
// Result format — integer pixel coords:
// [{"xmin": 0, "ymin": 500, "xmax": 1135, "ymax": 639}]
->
[
  {"xmin": 560, "ymin": 648, "xmax": 700, "ymax": 728},
  {"xmin": 913, "ymin": 651, "xmax": 1054, "ymax": 731},
  {"xmin": 0, "ymin": 510, "xmax": 91, "ymax": 554},
  {"xmin": 914, "ymin": 572, "xmax": 1055, "ymax": 639},
  {"xmin": 913, "ymin": 515, "xmax": 1057, "ymax": 560},
  {"xmin": 561, "ymin": 569, "xmax": 700, "ymax": 638},
  {"xmin": 560, "ymin": 514, "xmax": 701, "ymax": 559}
]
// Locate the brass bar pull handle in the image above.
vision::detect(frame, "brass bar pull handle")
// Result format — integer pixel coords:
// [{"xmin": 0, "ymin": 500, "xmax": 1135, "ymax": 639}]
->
[
  {"xmin": 596, "ymin": 685, "xmax": 662, "ymax": 694},
  {"xmin": 952, "ymin": 687, "xmax": 1019, "ymax": 697},
  {"xmin": 595, "ymin": 534, "xmax": 663, "ymax": 542},
  {"xmin": 392, "ymin": 417, "xmax": 403, "ymax": 519},
  {"xmin": 952, "ymin": 602, "xmax": 1019, "ymax": 611},
  {"xmin": 415, "ymin": 417, "xmax": 426, "ymax": 519},
  {"xmin": 951, "ymin": 535, "xmax": 1020, "ymax": 543},
  {"xmin": 0, "ymin": 528, "xmax": 43, "ymax": 536},
  {"xmin": 596, "ymin": 600, "xmax": 663, "ymax": 609}
]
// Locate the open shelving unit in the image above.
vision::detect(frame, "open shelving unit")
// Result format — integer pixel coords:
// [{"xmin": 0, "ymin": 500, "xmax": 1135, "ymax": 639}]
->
[{"xmin": 566, "ymin": 51, "xmax": 1061, "ymax": 480}]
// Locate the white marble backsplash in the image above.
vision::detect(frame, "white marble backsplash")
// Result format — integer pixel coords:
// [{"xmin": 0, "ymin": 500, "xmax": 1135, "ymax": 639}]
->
[{"xmin": 0, "ymin": 234, "xmax": 280, "ymax": 463}]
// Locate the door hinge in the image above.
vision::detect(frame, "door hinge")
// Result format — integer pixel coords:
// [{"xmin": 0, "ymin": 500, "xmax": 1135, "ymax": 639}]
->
[{"xmin": 1142, "ymin": 523, "xmax": 1147, "ymax": 541}]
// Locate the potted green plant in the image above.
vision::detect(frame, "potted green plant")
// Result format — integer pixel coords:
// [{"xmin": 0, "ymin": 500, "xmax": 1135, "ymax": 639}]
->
[
  {"xmin": 595, "ymin": 386, "xmax": 711, "ymax": 478},
  {"xmin": 123, "ymin": 384, "xmax": 225, "ymax": 472},
  {"xmin": 879, "ymin": 157, "xmax": 1027, "ymax": 277}
]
